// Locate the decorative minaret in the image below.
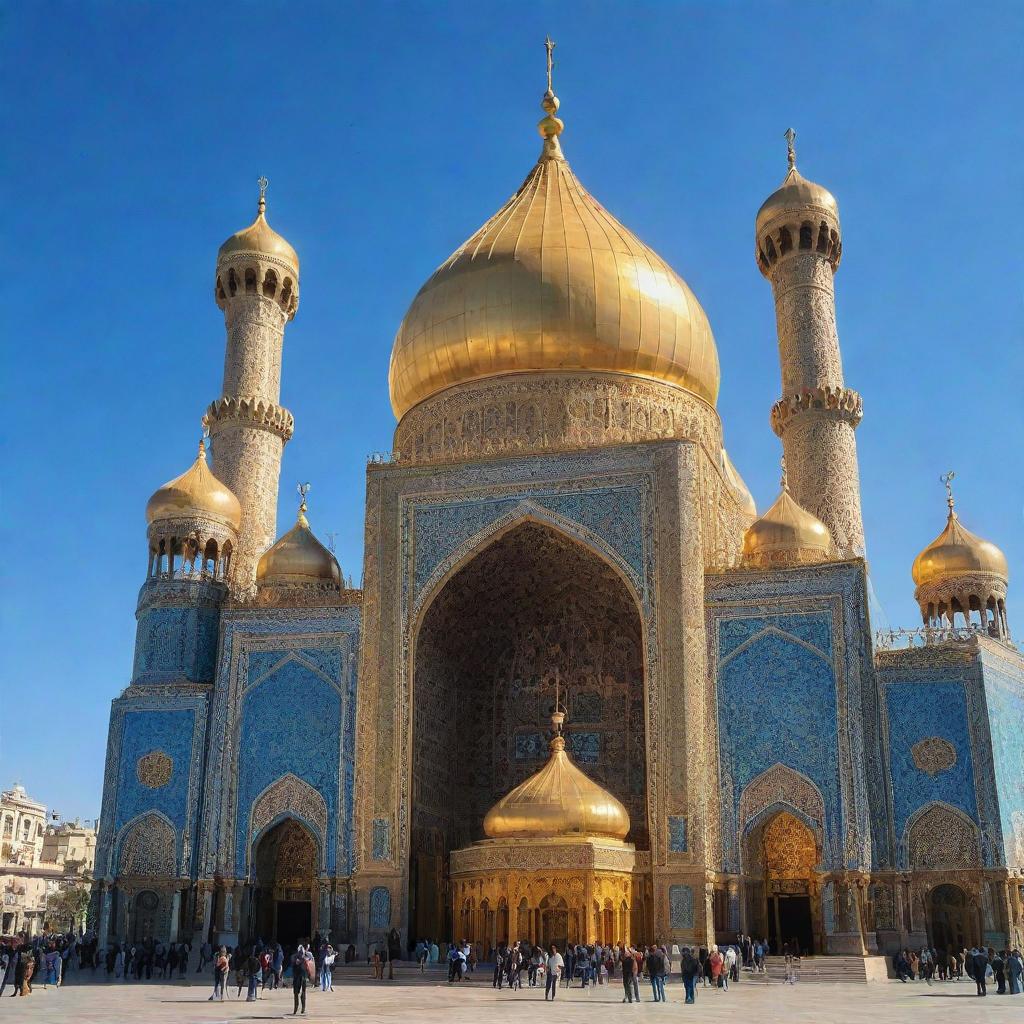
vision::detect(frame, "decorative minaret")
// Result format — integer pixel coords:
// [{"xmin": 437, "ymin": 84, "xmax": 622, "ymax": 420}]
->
[
  {"xmin": 756, "ymin": 130, "xmax": 865, "ymax": 557},
  {"xmin": 205, "ymin": 178, "xmax": 299, "ymax": 588}
]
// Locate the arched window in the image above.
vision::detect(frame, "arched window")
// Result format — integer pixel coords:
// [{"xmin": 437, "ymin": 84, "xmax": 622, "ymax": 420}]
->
[
  {"xmin": 799, "ymin": 222, "xmax": 813, "ymax": 249},
  {"xmin": 765, "ymin": 237, "xmax": 777, "ymax": 262},
  {"xmin": 244, "ymin": 267, "xmax": 257, "ymax": 295},
  {"xmin": 227, "ymin": 268, "xmax": 238, "ymax": 296},
  {"xmin": 816, "ymin": 221, "xmax": 831, "ymax": 254},
  {"xmin": 281, "ymin": 278, "xmax": 293, "ymax": 309},
  {"xmin": 262, "ymin": 269, "xmax": 278, "ymax": 299},
  {"xmin": 779, "ymin": 226, "xmax": 793, "ymax": 254}
]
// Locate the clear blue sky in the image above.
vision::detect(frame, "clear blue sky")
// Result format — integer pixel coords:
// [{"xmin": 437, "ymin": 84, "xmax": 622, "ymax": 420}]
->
[{"xmin": 2, "ymin": 2, "xmax": 1021, "ymax": 820}]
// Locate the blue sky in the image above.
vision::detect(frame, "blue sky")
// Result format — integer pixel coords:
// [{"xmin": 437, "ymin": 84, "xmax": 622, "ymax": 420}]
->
[{"xmin": 2, "ymin": 2, "xmax": 1021, "ymax": 819}]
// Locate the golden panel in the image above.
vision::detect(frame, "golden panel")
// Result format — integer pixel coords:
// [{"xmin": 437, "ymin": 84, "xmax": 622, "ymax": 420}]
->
[
  {"xmin": 762, "ymin": 812, "xmax": 818, "ymax": 879},
  {"xmin": 910, "ymin": 737, "xmax": 957, "ymax": 777},
  {"xmin": 136, "ymin": 750, "xmax": 173, "ymax": 790}
]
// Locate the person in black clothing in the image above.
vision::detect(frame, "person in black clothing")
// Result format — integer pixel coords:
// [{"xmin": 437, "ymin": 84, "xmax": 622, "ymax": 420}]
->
[
  {"xmin": 972, "ymin": 948, "xmax": 989, "ymax": 996},
  {"xmin": 292, "ymin": 945, "xmax": 310, "ymax": 1014},
  {"xmin": 680, "ymin": 946, "xmax": 699, "ymax": 1003}
]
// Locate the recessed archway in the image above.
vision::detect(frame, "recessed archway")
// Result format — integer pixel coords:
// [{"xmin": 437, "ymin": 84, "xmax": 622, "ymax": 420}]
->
[
  {"xmin": 928, "ymin": 883, "xmax": 976, "ymax": 952},
  {"xmin": 409, "ymin": 520, "xmax": 646, "ymax": 943},
  {"xmin": 250, "ymin": 817, "xmax": 319, "ymax": 949}
]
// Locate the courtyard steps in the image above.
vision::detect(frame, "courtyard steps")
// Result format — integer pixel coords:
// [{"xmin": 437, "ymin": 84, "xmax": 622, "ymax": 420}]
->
[{"xmin": 750, "ymin": 955, "xmax": 873, "ymax": 984}]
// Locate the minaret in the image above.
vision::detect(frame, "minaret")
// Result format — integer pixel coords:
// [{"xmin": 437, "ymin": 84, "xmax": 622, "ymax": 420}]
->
[
  {"xmin": 755, "ymin": 130, "xmax": 865, "ymax": 558},
  {"xmin": 205, "ymin": 178, "xmax": 299, "ymax": 588}
]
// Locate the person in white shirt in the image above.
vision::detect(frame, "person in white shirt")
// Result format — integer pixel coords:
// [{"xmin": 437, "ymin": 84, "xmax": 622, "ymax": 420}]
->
[{"xmin": 545, "ymin": 946, "xmax": 564, "ymax": 1001}]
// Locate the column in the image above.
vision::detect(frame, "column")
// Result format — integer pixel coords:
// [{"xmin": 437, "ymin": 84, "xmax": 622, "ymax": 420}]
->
[
  {"xmin": 169, "ymin": 889, "xmax": 181, "ymax": 943},
  {"xmin": 97, "ymin": 883, "xmax": 112, "ymax": 951}
]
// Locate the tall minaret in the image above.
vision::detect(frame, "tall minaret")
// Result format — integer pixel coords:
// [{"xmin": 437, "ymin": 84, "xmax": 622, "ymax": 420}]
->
[
  {"xmin": 205, "ymin": 178, "xmax": 299, "ymax": 588},
  {"xmin": 755, "ymin": 130, "xmax": 865, "ymax": 558}
]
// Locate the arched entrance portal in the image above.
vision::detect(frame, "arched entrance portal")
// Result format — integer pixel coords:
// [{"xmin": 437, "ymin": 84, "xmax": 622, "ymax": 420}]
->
[
  {"xmin": 928, "ymin": 884, "xmax": 974, "ymax": 951},
  {"xmin": 251, "ymin": 818, "xmax": 318, "ymax": 948},
  {"xmin": 540, "ymin": 895, "xmax": 569, "ymax": 950},
  {"xmin": 410, "ymin": 521, "xmax": 647, "ymax": 944},
  {"xmin": 744, "ymin": 811, "xmax": 820, "ymax": 954}
]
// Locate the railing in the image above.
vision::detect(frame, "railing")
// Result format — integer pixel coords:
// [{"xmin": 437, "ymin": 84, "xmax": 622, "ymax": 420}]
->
[
  {"xmin": 367, "ymin": 451, "xmax": 402, "ymax": 465},
  {"xmin": 874, "ymin": 624, "xmax": 993, "ymax": 650}
]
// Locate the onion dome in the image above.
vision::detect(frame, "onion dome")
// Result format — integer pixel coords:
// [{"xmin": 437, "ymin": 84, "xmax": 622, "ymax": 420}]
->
[
  {"xmin": 742, "ymin": 461, "xmax": 833, "ymax": 568},
  {"xmin": 146, "ymin": 439, "xmax": 242, "ymax": 532},
  {"xmin": 756, "ymin": 167, "xmax": 838, "ymax": 237},
  {"xmin": 483, "ymin": 706, "xmax": 630, "ymax": 841},
  {"xmin": 256, "ymin": 492, "xmax": 341, "ymax": 586},
  {"xmin": 912, "ymin": 482, "xmax": 1008, "ymax": 588},
  {"xmin": 722, "ymin": 448, "xmax": 757, "ymax": 518},
  {"xmin": 217, "ymin": 177, "xmax": 299, "ymax": 274},
  {"xmin": 388, "ymin": 69, "xmax": 719, "ymax": 421}
]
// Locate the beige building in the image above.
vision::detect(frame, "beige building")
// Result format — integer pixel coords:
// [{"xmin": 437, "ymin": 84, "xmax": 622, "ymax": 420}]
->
[
  {"xmin": 41, "ymin": 820, "xmax": 98, "ymax": 875},
  {"xmin": 1, "ymin": 783, "xmax": 46, "ymax": 867}
]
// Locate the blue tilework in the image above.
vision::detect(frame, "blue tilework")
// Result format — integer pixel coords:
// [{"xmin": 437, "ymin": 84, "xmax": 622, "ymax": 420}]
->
[
  {"xmin": 980, "ymin": 656, "xmax": 1024, "ymax": 866},
  {"xmin": 132, "ymin": 605, "xmax": 220, "ymax": 683},
  {"xmin": 668, "ymin": 815, "xmax": 688, "ymax": 853},
  {"xmin": 669, "ymin": 885, "xmax": 694, "ymax": 930},
  {"xmin": 114, "ymin": 708, "xmax": 196, "ymax": 863},
  {"xmin": 372, "ymin": 819, "xmax": 391, "ymax": 861},
  {"xmin": 413, "ymin": 485, "xmax": 644, "ymax": 596},
  {"xmin": 369, "ymin": 887, "xmax": 391, "ymax": 930},
  {"xmin": 717, "ymin": 616, "xmax": 841, "ymax": 872},
  {"xmin": 718, "ymin": 614, "xmax": 832, "ymax": 663},
  {"xmin": 572, "ymin": 693, "xmax": 602, "ymax": 723},
  {"xmin": 883, "ymin": 680, "xmax": 978, "ymax": 838},
  {"xmin": 514, "ymin": 734, "xmax": 546, "ymax": 760},
  {"xmin": 567, "ymin": 732, "xmax": 600, "ymax": 764},
  {"xmin": 234, "ymin": 656, "xmax": 342, "ymax": 876}
]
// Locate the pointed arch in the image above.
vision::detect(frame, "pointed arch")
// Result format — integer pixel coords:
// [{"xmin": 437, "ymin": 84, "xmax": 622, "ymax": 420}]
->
[
  {"xmin": 720, "ymin": 625, "xmax": 831, "ymax": 670},
  {"xmin": 738, "ymin": 763, "xmax": 826, "ymax": 848},
  {"xmin": 116, "ymin": 811, "xmax": 177, "ymax": 878},
  {"xmin": 247, "ymin": 773, "xmax": 327, "ymax": 875},
  {"xmin": 903, "ymin": 800, "xmax": 980, "ymax": 870},
  {"xmin": 413, "ymin": 499, "xmax": 643, "ymax": 627}
]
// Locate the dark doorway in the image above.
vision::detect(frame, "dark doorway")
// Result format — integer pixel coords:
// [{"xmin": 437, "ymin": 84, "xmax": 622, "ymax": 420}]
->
[
  {"xmin": 929, "ymin": 884, "xmax": 972, "ymax": 952},
  {"xmin": 772, "ymin": 894, "xmax": 814, "ymax": 954},
  {"xmin": 276, "ymin": 901, "xmax": 311, "ymax": 949}
]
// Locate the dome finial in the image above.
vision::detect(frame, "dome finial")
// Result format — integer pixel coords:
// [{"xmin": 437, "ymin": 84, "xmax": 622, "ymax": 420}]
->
[
  {"xmin": 940, "ymin": 470, "xmax": 956, "ymax": 518},
  {"xmin": 257, "ymin": 175, "xmax": 269, "ymax": 217},
  {"xmin": 538, "ymin": 36, "xmax": 565, "ymax": 155},
  {"xmin": 296, "ymin": 481, "xmax": 311, "ymax": 525},
  {"xmin": 785, "ymin": 127, "xmax": 797, "ymax": 173},
  {"xmin": 550, "ymin": 669, "xmax": 566, "ymax": 743},
  {"xmin": 780, "ymin": 455, "xmax": 789, "ymax": 492}
]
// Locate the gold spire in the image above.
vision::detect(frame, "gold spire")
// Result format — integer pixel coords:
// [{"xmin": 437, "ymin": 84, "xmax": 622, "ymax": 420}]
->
[
  {"xmin": 911, "ymin": 472, "xmax": 1008, "ymax": 587},
  {"xmin": 756, "ymin": 129, "xmax": 839, "ymax": 237},
  {"xmin": 218, "ymin": 176, "xmax": 299, "ymax": 273},
  {"xmin": 785, "ymin": 127, "xmax": 797, "ymax": 172},
  {"xmin": 537, "ymin": 36, "xmax": 564, "ymax": 156},
  {"xmin": 145, "ymin": 438, "xmax": 242, "ymax": 531},
  {"xmin": 256, "ymin": 483, "xmax": 341, "ymax": 585},
  {"xmin": 482, "ymin": 693, "xmax": 631, "ymax": 841}
]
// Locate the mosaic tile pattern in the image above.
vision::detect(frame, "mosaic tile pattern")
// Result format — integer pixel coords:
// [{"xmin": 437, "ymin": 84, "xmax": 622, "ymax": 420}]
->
[
  {"xmin": 980, "ymin": 651, "xmax": 1024, "ymax": 867},
  {"xmin": 668, "ymin": 815, "xmax": 688, "ymax": 853},
  {"xmin": 132, "ymin": 604, "xmax": 221, "ymax": 684},
  {"xmin": 669, "ymin": 884, "xmax": 694, "ymax": 929},
  {"xmin": 372, "ymin": 818, "xmax": 391, "ymax": 861},
  {"xmin": 369, "ymin": 886, "xmax": 391, "ymax": 930},
  {"xmin": 883, "ymin": 680, "xmax": 978, "ymax": 838}
]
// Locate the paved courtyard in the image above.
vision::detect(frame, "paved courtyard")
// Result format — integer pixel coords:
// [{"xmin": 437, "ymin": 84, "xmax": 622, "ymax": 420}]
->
[{"xmin": 6, "ymin": 977, "xmax": 1022, "ymax": 1024}]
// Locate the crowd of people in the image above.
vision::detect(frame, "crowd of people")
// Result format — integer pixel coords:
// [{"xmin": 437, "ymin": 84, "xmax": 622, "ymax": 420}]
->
[{"xmin": 893, "ymin": 945, "xmax": 1023, "ymax": 995}]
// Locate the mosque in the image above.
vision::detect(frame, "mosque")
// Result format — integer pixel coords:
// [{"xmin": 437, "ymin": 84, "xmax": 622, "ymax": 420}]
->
[{"xmin": 93, "ymin": 46, "xmax": 1023, "ymax": 960}]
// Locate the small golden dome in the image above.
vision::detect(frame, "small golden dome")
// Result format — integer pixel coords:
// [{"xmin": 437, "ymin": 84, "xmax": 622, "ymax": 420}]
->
[
  {"xmin": 256, "ymin": 499, "xmax": 341, "ymax": 585},
  {"xmin": 483, "ymin": 714, "xmax": 630, "ymax": 841},
  {"xmin": 388, "ymin": 85, "xmax": 719, "ymax": 420},
  {"xmin": 912, "ymin": 508, "xmax": 1008, "ymax": 587},
  {"xmin": 722, "ymin": 448, "xmax": 756, "ymax": 518},
  {"xmin": 742, "ymin": 470, "xmax": 833, "ymax": 568},
  {"xmin": 756, "ymin": 166, "xmax": 838, "ymax": 236},
  {"xmin": 218, "ymin": 181, "xmax": 298, "ymax": 273},
  {"xmin": 146, "ymin": 440, "xmax": 242, "ymax": 532}
]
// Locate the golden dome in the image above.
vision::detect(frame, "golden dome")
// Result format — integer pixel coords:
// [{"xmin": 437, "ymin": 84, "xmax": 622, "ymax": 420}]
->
[
  {"xmin": 912, "ymin": 506, "xmax": 1008, "ymax": 588},
  {"xmin": 146, "ymin": 440, "xmax": 242, "ymax": 532},
  {"xmin": 256, "ymin": 500, "xmax": 341, "ymax": 585},
  {"xmin": 218, "ymin": 181, "xmax": 298, "ymax": 273},
  {"xmin": 722, "ymin": 448, "xmax": 756, "ymax": 518},
  {"xmin": 756, "ymin": 166, "xmax": 838, "ymax": 236},
  {"xmin": 742, "ymin": 471, "xmax": 833, "ymax": 568},
  {"xmin": 483, "ymin": 715, "xmax": 630, "ymax": 842},
  {"xmin": 388, "ymin": 86, "xmax": 719, "ymax": 420}
]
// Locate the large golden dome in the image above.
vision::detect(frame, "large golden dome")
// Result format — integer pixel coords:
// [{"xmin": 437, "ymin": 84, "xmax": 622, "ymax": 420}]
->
[
  {"xmin": 146, "ymin": 440, "xmax": 242, "ymax": 531},
  {"xmin": 388, "ymin": 88, "xmax": 719, "ymax": 420},
  {"xmin": 483, "ymin": 717, "xmax": 630, "ymax": 842},
  {"xmin": 256, "ymin": 500, "xmax": 341, "ymax": 586},
  {"xmin": 912, "ymin": 508, "xmax": 1008, "ymax": 587}
]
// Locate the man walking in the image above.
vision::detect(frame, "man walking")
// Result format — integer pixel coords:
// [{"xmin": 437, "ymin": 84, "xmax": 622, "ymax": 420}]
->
[
  {"xmin": 972, "ymin": 947, "xmax": 989, "ymax": 996},
  {"xmin": 292, "ymin": 945, "xmax": 312, "ymax": 1014},
  {"xmin": 646, "ymin": 945, "xmax": 666, "ymax": 1002},
  {"xmin": 545, "ymin": 945, "xmax": 563, "ymax": 1000}
]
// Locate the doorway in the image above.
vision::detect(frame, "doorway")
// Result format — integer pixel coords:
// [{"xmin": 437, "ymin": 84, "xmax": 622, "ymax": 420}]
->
[
  {"xmin": 276, "ymin": 900, "xmax": 312, "ymax": 949},
  {"xmin": 772, "ymin": 894, "xmax": 814, "ymax": 955},
  {"xmin": 540, "ymin": 896, "xmax": 568, "ymax": 950},
  {"xmin": 929, "ymin": 884, "xmax": 972, "ymax": 952}
]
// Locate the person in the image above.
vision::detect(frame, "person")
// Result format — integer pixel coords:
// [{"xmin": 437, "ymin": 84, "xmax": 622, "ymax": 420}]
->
[
  {"xmin": 1007, "ymin": 948, "xmax": 1022, "ymax": 994},
  {"xmin": 320, "ymin": 945, "xmax": 335, "ymax": 991},
  {"xmin": 245, "ymin": 949, "xmax": 261, "ymax": 1001},
  {"xmin": 680, "ymin": 946, "xmax": 699, "ymax": 1004},
  {"xmin": 292, "ymin": 945, "xmax": 312, "ymax": 1015},
  {"xmin": 993, "ymin": 949, "xmax": 1006, "ymax": 994},
  {"xmin": 620, "ymin": 946, "xmax": 638, "ymax": 1003},
  {"xmin": 709, "ymin": 945, "xmax": 724, "ymax": 989},
  {"xmin": 646, "ymin": 944, "xmax": 666, "ymax": 1002},
  {"xmin": 972, "ymin": 947, "xmax": 989, "ymax": 996},
  {"xmin": 545, "ymin": 944, "xmax": 563, "ymax": 1000},
  {"xmin": 492, "ymin": 944, "xmax": 505, "ymax": 989},
  {"xmin": 528, "ymin": 946, "xmax": 542, "ymax": 987}
]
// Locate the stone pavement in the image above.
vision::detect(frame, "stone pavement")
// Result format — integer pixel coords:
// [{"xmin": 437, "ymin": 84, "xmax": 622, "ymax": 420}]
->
[{"xmin": 6, "ymin": 976, "xmax": 1023, "ymax": 1024}]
